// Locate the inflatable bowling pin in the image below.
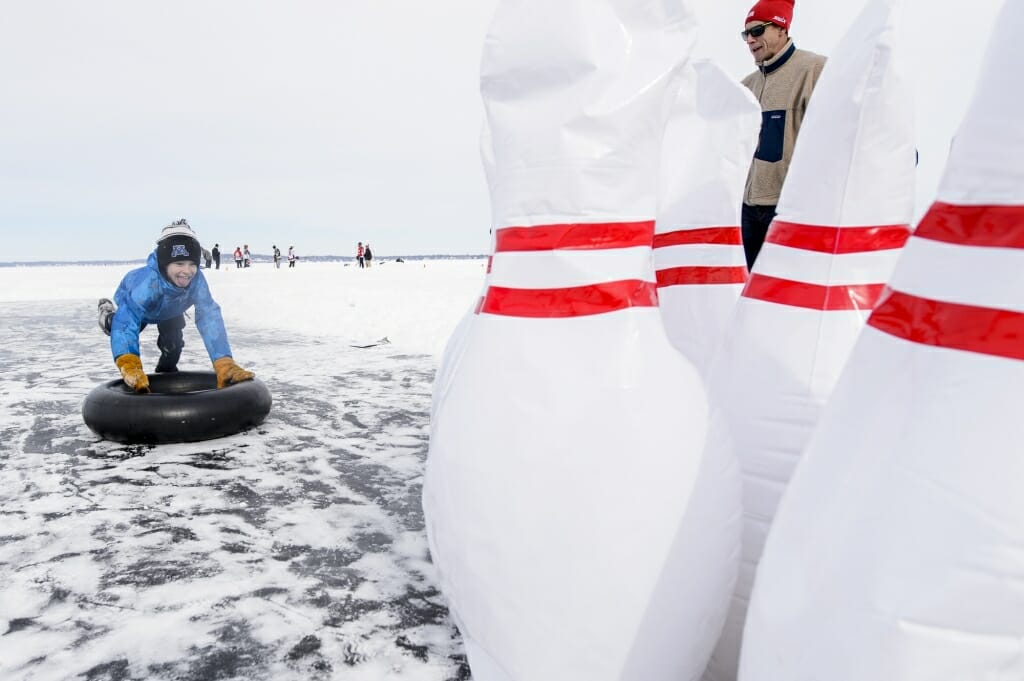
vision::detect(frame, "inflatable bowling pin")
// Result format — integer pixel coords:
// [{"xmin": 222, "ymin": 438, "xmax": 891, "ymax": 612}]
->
[
  {"xmin": 655, "ymin": 60, "xmax": 760, "ymax": 376},
  {"xmin": 704, "ymin": 1, "xmax": 914, "ymax": 678},
  {"xmin": 740, "ymin": 1, "xmax": 1024, "ymax": 678},
  {"xmin": 423, "ymin": 2, "xmax": 741, "ymax": 679}
]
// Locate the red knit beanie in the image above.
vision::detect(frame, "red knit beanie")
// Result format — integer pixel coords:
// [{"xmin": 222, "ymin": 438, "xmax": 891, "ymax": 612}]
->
[{"xmin": 746, "ymin": 0, "xmax": 795, "ymax": 30}]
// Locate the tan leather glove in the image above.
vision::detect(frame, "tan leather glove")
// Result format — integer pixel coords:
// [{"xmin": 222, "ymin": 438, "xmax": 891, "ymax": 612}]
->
[
  {"xmin": 115, "ymin": 353, "xmax": 150, "ymax": 394},
  {"xmin": 213, "ymin": 356, "xmax": 255, "ymax": 389}
]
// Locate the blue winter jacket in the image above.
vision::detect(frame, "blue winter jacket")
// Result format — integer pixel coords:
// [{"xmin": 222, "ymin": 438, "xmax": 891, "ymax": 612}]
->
[{"xmin": 110, "ymin": 251, "xmax": 232, "ymax": 362}]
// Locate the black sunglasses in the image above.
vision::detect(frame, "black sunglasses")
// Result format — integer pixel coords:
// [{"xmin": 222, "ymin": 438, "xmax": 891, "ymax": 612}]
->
[{"xmin": 740, "ymin": 22, "xmax": 774, "ymax": 40}]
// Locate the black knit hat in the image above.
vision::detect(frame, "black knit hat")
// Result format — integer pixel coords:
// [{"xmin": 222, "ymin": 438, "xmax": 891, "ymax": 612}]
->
[{"xmin": 156, "ymin": 219, "xmax": 201, "ymax": 273}]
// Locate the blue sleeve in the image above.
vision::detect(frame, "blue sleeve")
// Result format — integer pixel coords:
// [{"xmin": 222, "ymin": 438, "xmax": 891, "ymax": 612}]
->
[
  {"xmin": 191, "ymin": 274, "xmax": 233, "ymax": 361},
  {"xmin": 109, "ymin": 270, "xmax": 160, "ymax": 360}
]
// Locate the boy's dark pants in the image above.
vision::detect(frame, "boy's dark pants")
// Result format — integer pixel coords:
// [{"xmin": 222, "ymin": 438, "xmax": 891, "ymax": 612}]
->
[{"xmin": 155, "ymin": 314, "xmax": 186, "ymax": 373}]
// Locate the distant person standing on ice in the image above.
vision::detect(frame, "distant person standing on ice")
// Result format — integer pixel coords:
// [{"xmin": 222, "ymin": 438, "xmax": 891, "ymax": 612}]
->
[
  {"xmin": 273, "ymin": 245, "xmax": 281, "ymax": 269},
  {"xmin": 212, "ymin": 243, "xmax": 221, "ymax": 270},
  {"xmin": 740, "ymin": 0, "xmax": 826, "ymax": 269},
  {"xmin": 233, "ymin": 246, "xmax": 243, "ymax": 268},
  {"xmin": 363, "ymin": 243, "xmax": 373, "ymax": 268},
  {"xmin": 243, "ymin": 245, "xmax": 251, "ymax": 268},
  {"xmin": 356, "ymin": 242, "xmax": 365, "ymax": 268},
  {"xmin": 95, "ymin": 219, "xmax": 255, "ymax": 393},
  {"xmin": 288, "ymin": 246, "xmax": 297, "ymax": 268},
  {"xmin": 201, "ymin": 247, "xmax": 212, "ymax": 269}
]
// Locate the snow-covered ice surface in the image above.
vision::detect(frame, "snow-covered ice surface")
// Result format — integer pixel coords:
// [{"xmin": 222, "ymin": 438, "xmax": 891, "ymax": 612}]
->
[{"xmin": 0, "ymin": 259, "xmax": 486, "ymax": 681}]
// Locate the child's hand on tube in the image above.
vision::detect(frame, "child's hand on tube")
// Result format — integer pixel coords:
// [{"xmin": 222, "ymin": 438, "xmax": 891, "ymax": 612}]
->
[
  {"xmin": 115, "ymin": 354, "xmax": 151, "ymax": 394},
  {"xmin": 213, "ymin": 357, "xmax": 255, "ymax": 389}
]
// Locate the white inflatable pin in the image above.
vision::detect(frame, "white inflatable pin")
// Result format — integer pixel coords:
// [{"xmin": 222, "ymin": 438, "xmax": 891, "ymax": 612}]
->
[
  {"xmin": 704, "ymin": 0, "xmax": 915, "ymax": 678},
  {"xmin": 654, "ymin": 60, "xmax": 761, "ymax": 376},
  {"xmin": 423, "ymin": 1, "xmax": 740, "ymax": 679},
  {"xmin": 740, "ymin": 1, "xmax": 1024, "ymax": 678}
]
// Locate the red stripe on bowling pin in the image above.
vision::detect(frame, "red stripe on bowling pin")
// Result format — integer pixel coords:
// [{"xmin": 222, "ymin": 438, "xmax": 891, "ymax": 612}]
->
[
  {"xmin": 481, "ymin": 280, "xmax": 658, "ymax": 317},
  {"xmin": 653, "ymin": 227, "xmax": 747, "ymax": 288},
  {"xmin": 767, "ymin": 221, "xmax": 911, "ymax": 254},
  {"xmin": 482, "ymin": 221, "xmax": 657, "ymax": 317},
  {"xmin": 656, "ymin": 266, "xmax": 748, "ymax": 287},
  {"xmin": 653, "ymin": 227, "xmax": 743, "ymax": 248},
  {"xmin": 868, "ymin": 289, "xmax": 1024, "ymax": 360},
  {"xmin": 495, "ymin": 221, "xmax": 654, "ymax": 252},
  {"xmin": 914, "ymin": 203, "xmax": 1024, "ymax": 249},
  {"xmin": 743, "ymin": 221, "xmax": 910, "ymax": 310},
  {"xmin": 743, "ymin": 274, "xmax": 886, "ymax": 311}
]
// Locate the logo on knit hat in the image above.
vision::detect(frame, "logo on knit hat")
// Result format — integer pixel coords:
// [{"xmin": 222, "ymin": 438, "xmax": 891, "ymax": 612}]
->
[
  {"xmin": 746, "ymin": 0, "xmax": 794, "ymax": 30},
  {"xmin": 171, "ymin": 244, "xmax": 191, "ymax": 258}
]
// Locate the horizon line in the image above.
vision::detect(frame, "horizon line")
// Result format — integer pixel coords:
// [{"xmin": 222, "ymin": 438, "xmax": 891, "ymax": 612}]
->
[{"xmin": 1, "ymin": 253, "xmax": 489, "ymax": 267}]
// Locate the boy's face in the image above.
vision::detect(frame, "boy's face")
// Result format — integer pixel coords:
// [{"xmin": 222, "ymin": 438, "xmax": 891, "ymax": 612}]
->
[{"xmin": 165, "ymin": 261, "xmax": 197, "ymax": 288}]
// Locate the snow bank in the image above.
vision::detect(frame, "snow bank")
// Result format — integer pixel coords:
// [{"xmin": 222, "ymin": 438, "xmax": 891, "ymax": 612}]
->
[{"xmin": 0, "ymin": 259, "xmax": 487, "ymax": 358}]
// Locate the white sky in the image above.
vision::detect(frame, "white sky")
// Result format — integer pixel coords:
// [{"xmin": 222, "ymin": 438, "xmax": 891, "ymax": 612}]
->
[{"xmin": 1, "ymin": 0, "xmax": 1003, "ymax": 262}]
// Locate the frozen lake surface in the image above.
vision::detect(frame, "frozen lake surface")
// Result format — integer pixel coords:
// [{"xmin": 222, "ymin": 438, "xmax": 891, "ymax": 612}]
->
[{"xmin": 0, "ymin": 260, "xmax": 486, "ymax": 681}]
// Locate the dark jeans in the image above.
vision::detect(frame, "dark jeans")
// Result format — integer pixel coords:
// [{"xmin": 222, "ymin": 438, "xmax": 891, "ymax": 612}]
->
[
  {"xmin": 155, "ymin": 314, "xmax": 186, "ymax": 373},
  {"xmin": 741, "ymin": 203, "xmax": 777, "ymax": 270}
]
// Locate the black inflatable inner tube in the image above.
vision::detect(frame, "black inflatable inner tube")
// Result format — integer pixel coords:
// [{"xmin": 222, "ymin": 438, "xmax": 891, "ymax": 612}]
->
[{"xmin": 82, "ymin": 371, "xmax": 272, "ymax": 445}]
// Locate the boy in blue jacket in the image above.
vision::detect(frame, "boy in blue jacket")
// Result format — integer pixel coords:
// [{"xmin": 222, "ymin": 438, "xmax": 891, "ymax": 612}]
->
[{"xmin": 98, "ymin": 219, "xmax": 254, "ymax": 394}]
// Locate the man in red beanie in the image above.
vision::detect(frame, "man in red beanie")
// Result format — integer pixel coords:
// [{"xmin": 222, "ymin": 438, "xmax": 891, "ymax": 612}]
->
[{"xmin": 739, "ymin": 0, "xmax": 826, "ymax": 269}]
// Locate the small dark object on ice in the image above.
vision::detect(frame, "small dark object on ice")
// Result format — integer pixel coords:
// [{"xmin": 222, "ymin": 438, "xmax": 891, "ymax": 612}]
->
[
  {"xmin": 286, "ymin": 634, "xmax": 322, "ymax": 660},
  {"xmin": 350, "ymin": 336, "xmax": 390, "ymax": 349}
]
